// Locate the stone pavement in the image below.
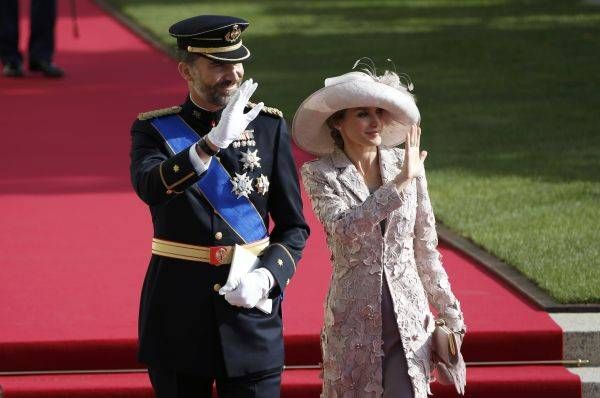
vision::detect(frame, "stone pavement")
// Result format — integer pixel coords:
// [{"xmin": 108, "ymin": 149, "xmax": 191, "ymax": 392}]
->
[{"xmin": 551, "ymin": 313, "xmax": 600, "ymax": 398}]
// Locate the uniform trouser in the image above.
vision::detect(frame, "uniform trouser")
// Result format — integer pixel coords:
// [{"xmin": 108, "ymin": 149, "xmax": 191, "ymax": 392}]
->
[
  {"xmin": 382, "ymin": 273, "xmax": 415, "ymax": 398},
  {"xmin": 0, "ymin": 0, "xmax": 56, "ymax": 65},
  {"xmin": 148, "ymin": 367, "xmax": 281, "ymax": 398}
]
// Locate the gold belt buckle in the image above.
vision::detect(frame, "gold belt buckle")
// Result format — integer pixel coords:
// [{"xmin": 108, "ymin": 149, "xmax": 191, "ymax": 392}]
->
[{"xmin": 209, "ymin": 246, "xmax": 232, "ymax": 266}]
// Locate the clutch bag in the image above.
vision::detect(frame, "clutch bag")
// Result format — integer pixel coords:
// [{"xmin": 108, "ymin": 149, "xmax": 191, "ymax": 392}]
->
[{"xmin": 433, "ymin": 318, "xmax": 459, "ymax": 366}]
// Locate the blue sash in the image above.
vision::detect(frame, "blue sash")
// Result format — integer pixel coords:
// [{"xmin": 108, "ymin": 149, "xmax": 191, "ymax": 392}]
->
[{"xmin": 151, "ymin": 115, "xmax": 268, "ymax": 243}]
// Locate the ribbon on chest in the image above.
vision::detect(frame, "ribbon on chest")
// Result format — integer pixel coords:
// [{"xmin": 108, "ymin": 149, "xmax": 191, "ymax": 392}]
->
[{"xmin": 151, "ymin": 114, "xmax": 268, "ymax": 243}]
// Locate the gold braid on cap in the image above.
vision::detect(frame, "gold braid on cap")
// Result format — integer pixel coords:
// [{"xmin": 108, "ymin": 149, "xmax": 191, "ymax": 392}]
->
[{"xmin": 187, "ymin": 41, "xmax": 243, "ymax": 54}]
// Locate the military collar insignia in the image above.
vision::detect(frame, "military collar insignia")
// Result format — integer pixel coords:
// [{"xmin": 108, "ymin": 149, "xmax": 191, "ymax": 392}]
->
[
  {"xmin": 240, "ymin": 149, "xmax": 261, "ymax": 171},
  {"xmin": 255, "ymin": 174, "xmax": 269, "ymax": 196},
  {"xmin": 185, "ymin": 96, "xmax": 221, "ymax": 125},
  {"xmin": 192, "ymin": 110, "xmax": 204, "ymax": 120},
  {"xmin": 231, "ymin": 172, "xmax": 254, "ymax": 198},
  {"xmin": 224, "ymin": 24, "xmax": 242, "ymax": 43}
]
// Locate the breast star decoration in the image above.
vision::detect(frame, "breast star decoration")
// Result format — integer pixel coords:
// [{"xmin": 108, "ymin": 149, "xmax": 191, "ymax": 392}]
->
[
  {"xmin": 231, "ymin": 172, "xmax": 254, "ymax": 198},
  {"xmin": 240, "ymin": 149, "xmax": 261, "ymax": 171},
  {"xmin": 255, "ymin": 174, "xmax": 270, "ymax": 195}
]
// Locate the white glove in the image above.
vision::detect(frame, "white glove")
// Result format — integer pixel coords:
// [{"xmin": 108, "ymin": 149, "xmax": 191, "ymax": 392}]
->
[
  {"xmin": 221, "ymin": 269, "xmax": 271, "ymax": 309},
  {"xmin": 206, "ymin": 79, "xmax": 264, "ymax": 149}
]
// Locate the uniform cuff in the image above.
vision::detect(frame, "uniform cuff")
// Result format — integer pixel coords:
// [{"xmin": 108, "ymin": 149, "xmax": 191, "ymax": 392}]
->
[
  {"xmin": 158, "ymin": 143, "xmax": 200, "ymax": 194},
  {"xmin": 259, "ymin": 243, "xmax": 296, "ymax": 295}
]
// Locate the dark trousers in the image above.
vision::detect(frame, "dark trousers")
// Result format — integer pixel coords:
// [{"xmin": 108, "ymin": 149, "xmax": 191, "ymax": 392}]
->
[
  {"xmin": 0, "ymin": 0, "xmax": 57, "ymax": 65},
  {"xmin": 381, "ymin": 273, "xmax": 415, "ymax": 398},
  {"xmin": 148, "ymin": 367, "xmax": 282, "ymax": 398}
]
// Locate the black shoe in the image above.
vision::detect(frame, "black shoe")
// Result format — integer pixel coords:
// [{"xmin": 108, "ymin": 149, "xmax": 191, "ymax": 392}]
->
[
  {"xmin": 29, "ymin": 60, "xmax": 65, "ymax": 78},
  {"xmin": 2, "ymin": 62, "xmax": 24, "ymax": 77}
]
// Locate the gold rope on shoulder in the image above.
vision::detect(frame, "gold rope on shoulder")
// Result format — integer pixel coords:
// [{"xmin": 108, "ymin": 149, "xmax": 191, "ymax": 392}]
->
[
  {"xmin": 247, "ymin": 101, "xmax": 283, "ymax": 118},
  {"xmin": 138, "ymin": 106, "xmax": 182, "ymax": 121}
]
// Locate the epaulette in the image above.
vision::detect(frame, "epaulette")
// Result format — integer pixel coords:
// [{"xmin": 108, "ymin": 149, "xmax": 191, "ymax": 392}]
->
[
  {"xmin": 137, "ymin": 106, "xmax": 182, "ymax": 121},
  {"xmin": 247, "ymin": 101, "xmax": 283, "ymax": 118}
]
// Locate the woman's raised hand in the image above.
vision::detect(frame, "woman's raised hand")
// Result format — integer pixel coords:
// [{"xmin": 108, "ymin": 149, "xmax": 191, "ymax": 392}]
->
[{"xmin": 398, "ymin": 124, "xmax": 427, "ymax": 182}]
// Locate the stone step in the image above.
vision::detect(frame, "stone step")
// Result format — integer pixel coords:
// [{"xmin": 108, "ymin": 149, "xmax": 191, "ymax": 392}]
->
[
  {"xmin": 567, "ymin": 367, "xmax": 600, "ymax": 398},
  {"xmin": 550, "ymin": 313, "xmax": 600, "ymax": 366}
]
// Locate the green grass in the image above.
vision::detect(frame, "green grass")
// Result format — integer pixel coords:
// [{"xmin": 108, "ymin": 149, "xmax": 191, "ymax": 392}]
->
[{"xmin": 107, "ymin": 0, "xmax": 600, "ymax": 303}]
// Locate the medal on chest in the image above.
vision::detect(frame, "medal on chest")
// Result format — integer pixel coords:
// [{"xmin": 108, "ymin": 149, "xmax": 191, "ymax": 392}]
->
[
  {"xmin": 232, "ymin": 129, "xmax": 256, "ymax": 148},
  {"xmin": 255, "ymin": 174, "xmax": 270, "ymax": 195},
  {"xmin": 230, "ymin": 130, "xmax": 269, "ymax": 197},
  {"xmin": 231, "ymin": 172, "xmax": 254, "ymax": 198},
  {"xmin": 240, "ymin": 148, "xmax": 261, "ymax": 171}
]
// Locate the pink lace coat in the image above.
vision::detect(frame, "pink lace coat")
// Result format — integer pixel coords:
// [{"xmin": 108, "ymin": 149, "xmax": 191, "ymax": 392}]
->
[{"xmin": 301, "ymin": 147, "xmax": 465, "ymax": 398}]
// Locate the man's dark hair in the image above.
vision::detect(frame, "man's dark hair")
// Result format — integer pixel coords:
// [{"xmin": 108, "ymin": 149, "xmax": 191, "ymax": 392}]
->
[{"xmin": 176, "ymin": 48, "xmax": 202, "ymax": 64}]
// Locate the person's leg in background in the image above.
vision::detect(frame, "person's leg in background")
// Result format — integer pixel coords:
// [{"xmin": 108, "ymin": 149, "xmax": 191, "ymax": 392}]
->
[
  {"xmin": 29, "ymin": 0, "xmax": 63, "ymax": 78},
  {"xmin": 0, "ymin": 0, "xmax": 24, "ymax": 77}
]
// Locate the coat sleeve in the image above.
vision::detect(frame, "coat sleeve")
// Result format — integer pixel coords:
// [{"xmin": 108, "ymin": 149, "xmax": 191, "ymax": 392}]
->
[
  {"xmin": 301, "ymin": 161, "xmax": 408, "ymax": 244},
  {"xmin": 413, "ymin": 170, "xmax": 465, "ymax": 333},
  {"xmin": 259, "ymin": 119, "xmax": 310, "ymax": 295},
  {"xmin": 129, "ymin": 119, "xmax": 202, "ymax": 206}
]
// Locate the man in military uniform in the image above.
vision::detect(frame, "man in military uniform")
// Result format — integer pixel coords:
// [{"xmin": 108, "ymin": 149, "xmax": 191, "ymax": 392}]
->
[{"xmin": 130, "ymin": 15, "xmax": 309, "ymax": 398}]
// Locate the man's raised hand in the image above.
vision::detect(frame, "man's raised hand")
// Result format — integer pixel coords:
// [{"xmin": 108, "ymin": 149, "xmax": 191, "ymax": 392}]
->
[{"xmin": 206, "ymin": 79, "xmax": 264, "ymax": 149}]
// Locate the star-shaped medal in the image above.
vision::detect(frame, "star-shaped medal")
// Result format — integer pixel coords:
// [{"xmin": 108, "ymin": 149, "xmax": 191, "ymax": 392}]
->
[
  {"xmin": 255, "ymin": 174, "xmax": 270, "ymax": 195},
  {"xmin": 231, "ymin": 172, "xmax": 254, "ymax": 198},
  {"xmin": 240, "ymin": 149, "xmax": 261, "ymax": 171}
]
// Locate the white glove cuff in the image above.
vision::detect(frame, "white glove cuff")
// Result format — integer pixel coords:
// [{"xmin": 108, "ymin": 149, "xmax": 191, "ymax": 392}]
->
[
  {"xmin": 253, "ymin": 268, "xmax": 274, "ymax": 294},
  {"xmin": 206, "ymin": 128, "xmax": 229, "ymax": 149}
]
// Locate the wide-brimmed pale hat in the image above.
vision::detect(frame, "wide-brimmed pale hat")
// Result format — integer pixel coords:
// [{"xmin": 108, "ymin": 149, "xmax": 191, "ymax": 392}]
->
[{"xmin": 292, "ymin": 70, "xmax": 420, "ymax": 156}]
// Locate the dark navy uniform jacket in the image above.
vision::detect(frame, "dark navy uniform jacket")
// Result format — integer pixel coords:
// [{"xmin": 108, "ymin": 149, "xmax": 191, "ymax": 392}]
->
[{"xmin": 130, "ymin": 96, "xmax": 309, "ymax": 377}]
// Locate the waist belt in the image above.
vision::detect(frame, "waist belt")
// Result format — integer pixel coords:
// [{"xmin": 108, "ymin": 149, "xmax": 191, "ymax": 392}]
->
[{"xmin": 152, "ymin": 237, "xmax": 270, "ymax": 266}]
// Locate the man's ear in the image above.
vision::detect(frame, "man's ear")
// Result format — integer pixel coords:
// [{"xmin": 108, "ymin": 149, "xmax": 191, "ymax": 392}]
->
[{"xmin": 178, "ymin": 62, "xmax": 192, "ymax": 81}]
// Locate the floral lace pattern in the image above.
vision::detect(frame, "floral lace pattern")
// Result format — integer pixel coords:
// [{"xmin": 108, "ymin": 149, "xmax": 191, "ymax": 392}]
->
[{"xmin": 301, "ymin": 147, "xmax": 465, "ymax": 398}]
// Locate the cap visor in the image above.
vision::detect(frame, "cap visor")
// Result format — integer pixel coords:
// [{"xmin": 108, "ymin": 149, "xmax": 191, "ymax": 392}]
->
[{"xmin": 201, "ymin": 45, "xmax": 250, "ymax": 63}]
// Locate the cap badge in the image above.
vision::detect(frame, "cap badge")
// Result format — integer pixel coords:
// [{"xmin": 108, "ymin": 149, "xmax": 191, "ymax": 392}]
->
[{"xmin": 224, "ymin": 24, "xmax": 242, "ymax": 43}]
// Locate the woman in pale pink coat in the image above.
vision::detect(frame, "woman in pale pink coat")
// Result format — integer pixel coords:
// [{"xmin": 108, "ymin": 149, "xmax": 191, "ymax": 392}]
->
[{"xmin": 292, "ymin": 69, "xmax": 466, "ymax": 398}]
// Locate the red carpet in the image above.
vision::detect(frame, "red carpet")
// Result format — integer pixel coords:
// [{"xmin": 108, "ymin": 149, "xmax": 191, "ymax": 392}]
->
[
  {"xmin": 0, "ymin": 0, "xmax": 580, "ymax": 396},
  {"xmin": 0, "ymin": 367, "xmax": 581, "ymax": 398}
]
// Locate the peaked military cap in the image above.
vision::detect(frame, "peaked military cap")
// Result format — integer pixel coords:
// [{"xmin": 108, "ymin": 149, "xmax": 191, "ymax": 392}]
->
[{"xmin": 169, "ymin": 15, "xmax": 250, "ymax": 62}]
